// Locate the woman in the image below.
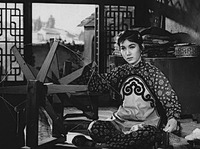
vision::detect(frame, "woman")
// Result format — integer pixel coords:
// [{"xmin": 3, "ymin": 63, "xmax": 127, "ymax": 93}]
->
[{"xmin": 72, "ymin": 30, "xmax": 181, "ymax": 149}]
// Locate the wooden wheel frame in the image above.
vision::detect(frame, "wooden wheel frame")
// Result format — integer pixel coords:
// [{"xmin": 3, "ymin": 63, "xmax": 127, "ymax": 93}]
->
[{"xmin": 0, "ymin": 40, "xmax": 97, "ymax": 148}]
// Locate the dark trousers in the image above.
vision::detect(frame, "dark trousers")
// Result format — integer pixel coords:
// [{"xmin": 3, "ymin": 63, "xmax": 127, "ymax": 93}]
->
[{"xmin": 88, "ymin": 120, "xmax": 162, "ymax": 149}]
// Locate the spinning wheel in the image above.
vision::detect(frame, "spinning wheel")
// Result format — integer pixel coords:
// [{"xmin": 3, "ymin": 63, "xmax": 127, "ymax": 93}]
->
[{"xmin": 0, "ymin": 40, "xmax": 97, "ymax": 148}]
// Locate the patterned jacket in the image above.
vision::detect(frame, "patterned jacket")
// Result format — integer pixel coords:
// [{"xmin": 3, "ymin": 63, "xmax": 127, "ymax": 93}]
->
[{"xmin": 72, "ymin": 59, "xmax": 181, "ymax": 128}]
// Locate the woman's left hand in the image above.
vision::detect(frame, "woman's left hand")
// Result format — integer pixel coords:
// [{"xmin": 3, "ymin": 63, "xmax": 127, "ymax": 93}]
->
[{"xmin": 163, "ymin": 118, "xmax": 177, "ymax": 132}]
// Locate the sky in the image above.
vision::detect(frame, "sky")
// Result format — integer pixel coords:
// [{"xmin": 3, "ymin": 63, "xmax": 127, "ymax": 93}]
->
[{"xmin": 32, "ymin": 4, "xmax": 95, "ymax": 34}]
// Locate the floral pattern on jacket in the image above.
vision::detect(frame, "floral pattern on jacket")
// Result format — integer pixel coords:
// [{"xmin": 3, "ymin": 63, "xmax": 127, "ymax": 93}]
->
[{"xmin": 72, "ymin": 59, "xmax": 181, "ymax": 121}]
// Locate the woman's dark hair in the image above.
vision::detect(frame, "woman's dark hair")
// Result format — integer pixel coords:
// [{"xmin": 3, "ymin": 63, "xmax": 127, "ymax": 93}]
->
[{"xmin": 116, "ymin": 30, "xmax": 143, "ymax": 46}]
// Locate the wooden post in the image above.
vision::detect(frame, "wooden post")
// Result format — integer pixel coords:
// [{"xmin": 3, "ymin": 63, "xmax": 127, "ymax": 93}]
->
[
  {"xmin": 98, "ymin": 3, "xmax": 106, "ymax": 73},
  {"xmin": 62, "ymin": 60, "xmax": 72, "ymax": 77},
  {"xmin": 26, "ymin": 80, "xmax": 46, "ymax": 148}
]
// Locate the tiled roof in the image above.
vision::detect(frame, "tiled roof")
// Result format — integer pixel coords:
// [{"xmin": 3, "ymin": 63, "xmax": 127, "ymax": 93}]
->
[{"xmin": 77, "ymin": 13, "xmax": 95, "ymax": 27}]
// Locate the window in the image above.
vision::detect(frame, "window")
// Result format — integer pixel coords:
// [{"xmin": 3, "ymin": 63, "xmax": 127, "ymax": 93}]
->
[
  {"xmin": 0, "ymin": 2, "xmax": 24, "ymax": 82},
  {"xmin": 32, "ymin": 4, "xmax": 96, "ymax": 77},
  {"xmin": 32, "ymin": 4, "xmax": 95, "ymax": 44}
]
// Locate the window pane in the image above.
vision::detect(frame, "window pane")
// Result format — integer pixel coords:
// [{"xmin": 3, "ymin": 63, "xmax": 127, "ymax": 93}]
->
[
  {"xmin": 32, "ymin": 3, "xmax": 96, "ymax": 77},
  {"xmin": 32, "ymin": 4, "xmax": 95, "ymax": 44}
]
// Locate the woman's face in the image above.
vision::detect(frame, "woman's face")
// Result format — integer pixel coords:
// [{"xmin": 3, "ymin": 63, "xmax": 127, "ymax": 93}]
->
[{"xmin": 119, "ymin": 39, "xmax": 141, "ymax": 65}]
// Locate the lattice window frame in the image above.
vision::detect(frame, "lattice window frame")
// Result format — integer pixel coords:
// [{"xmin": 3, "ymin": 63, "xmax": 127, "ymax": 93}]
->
[{"xmin": 0, "ymin": 2, "xmax": 24, "ymax": 83}]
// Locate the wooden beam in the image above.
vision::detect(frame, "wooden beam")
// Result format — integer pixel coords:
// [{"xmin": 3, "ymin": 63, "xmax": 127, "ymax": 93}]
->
[
  {"xmin": 0, "ymin": 85, "xmax": 27, "ymax": 94},
  {"xmin": 98, "ymin": 3, "xmax": 106, "ymax": 73},
  {"xmin": 36, "ymin": 41, "xmax": 59, "ymax": 82},
  {"xmin": 58, "ymin": 61, "xmax": 96, "ymax": 84},
  {"xmin": 44, "ymin": 99, "xmax": 67, "ymax": 136},
  {"xmin": 58, "ymin": 66, "xmax": 85, "ymax": 84},
  {"xmin": 11, "ymin": 46, "xmax": 35, "ymax": 80},
  {"xmin": 49, "ymin": 52, "xmax": 60, "ymax": 80},
  {"xmin": 47, "ymin": 84, "xmax": 88, "ymax": 94},
  {"xmin": 26, "ymin": 80, "xmax": 45, "ymax": 148}
]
